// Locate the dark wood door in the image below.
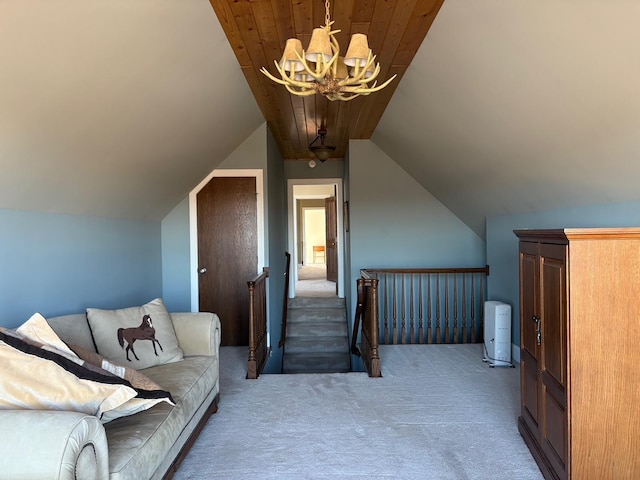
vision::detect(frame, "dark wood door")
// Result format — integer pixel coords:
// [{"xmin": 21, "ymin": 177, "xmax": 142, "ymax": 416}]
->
[
  {"xmin": 325, "ymin": 196, "xmax": 338, "ymax": 286},
  {"xmin": 539, "ymin": 243, "xmax": 568, "ymax": 479},
  {"xmin": 519, "ymin": 241, "xmax": 541, "ymax": 440},
  {"xmin": 197, "ymin": 177, "xmax": 257, "ymax": 346}
]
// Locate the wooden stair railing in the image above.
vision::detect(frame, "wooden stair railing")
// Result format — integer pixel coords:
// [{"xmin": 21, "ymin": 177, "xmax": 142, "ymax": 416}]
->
[
  {"xmin": 279, "ymin": 252, "xmax": 291, "ymax": 374},
  {"xmin": 353, "ymin": 266, "xmax": 490, "ymax": 377},
  {"xmin": 246, "ymin": 268, "xmax": 269, "ymax": 379},
  {"xmin": 279, "ymin": 252, "xmax": 291, "ymax": 349},
  {"xmin": 351, "ymin": 272, "xmax": 381, "ymax": 377}
]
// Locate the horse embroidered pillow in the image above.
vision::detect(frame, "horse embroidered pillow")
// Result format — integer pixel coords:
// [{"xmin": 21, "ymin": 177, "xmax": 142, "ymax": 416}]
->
[{"xmin": 86, "ymin": 298, "xmax": 183, "ymax": 369}]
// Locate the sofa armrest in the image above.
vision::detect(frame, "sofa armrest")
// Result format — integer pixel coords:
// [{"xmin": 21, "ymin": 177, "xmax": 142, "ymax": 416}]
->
[
  {"xmin": 170, "ymin": 312, "xmax": 221, "ymax": 357},
  {"xmin": 0, "ymin": 410, "xmax": 109, "ymax": 480}
]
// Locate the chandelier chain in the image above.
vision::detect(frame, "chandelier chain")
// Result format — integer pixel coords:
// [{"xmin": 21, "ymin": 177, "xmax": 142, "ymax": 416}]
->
[{"xmin": 324, "ymin": 0, "xmax": 331, "ymax": 28}]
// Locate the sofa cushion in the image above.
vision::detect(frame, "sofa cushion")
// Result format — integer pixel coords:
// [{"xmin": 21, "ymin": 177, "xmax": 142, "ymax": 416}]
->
[
  {"xmin": 87, "ymin": 298, "xmax": 183, "ymax": 369},
  {"xmin": 47, "ymin": 313, "xmax": 97, "ymax": 352},
  {"xmin": 104, "ymin": 355, "xmax": 218, "ymax": 480},
  {"xmin": 0, "ymin": 313, "xmax": 174, "ymax": 423}
]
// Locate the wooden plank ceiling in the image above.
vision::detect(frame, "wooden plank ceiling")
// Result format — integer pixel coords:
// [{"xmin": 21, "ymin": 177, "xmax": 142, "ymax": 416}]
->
[{"xmin": 210, "ymin": 0, "xmax": 443, "ymax": 161}]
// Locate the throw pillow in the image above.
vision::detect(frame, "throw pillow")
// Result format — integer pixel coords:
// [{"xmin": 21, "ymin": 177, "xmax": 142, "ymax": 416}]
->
[
  {"xmin": 0, "ymin": 318, "xmax": 136, "ymax": 421},
  {"xmin": 16, "ymin": 311, "xmax": 77, "ymax": 358},
  {"xmin": 0, "ymin": 313, "xmax": 174, "ymax": 423},
  {"xmin": 69, "ymin": 344, "xmax": 175, "ymax": 423},
  {"xmin": 86, "ymin": 298, "xmax": 183, "ymax": 370},
  {"xmin": 69, "ymin": 344, "xmax": 171, "ymax": 398}
]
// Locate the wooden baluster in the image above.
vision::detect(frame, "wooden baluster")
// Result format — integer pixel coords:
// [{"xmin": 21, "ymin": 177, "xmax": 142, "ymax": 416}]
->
[
  {"xmin": 453, "ymin": 274, "xmax": 458, "ymax": 344},
  {"xmin": 444, "ymin": 274, "xmax": 450, "ymax": 343},
  {"xmin": 462, "ymin": 273, "xmax": 467, "ymax": 343},
  {"xmin": 418, "ymin": 274, "xmax": 424, "ymax": 344},
  {"xmin": 470, "ymin": 274, "xmax": 476, "ymax": 343},
  {"xmin": 401, "ymin": 274, "xmax": 407, "ymax": 344},
  {"xmin": 392, "ymin": 274, "xmax": 398, "ymax": 344},
  {"xmin": 479, "ymin": 273, "xmax": 485, "ymax": 343},
  {"xmin": 247, "ymin": 278, "xmax": 259, "ymax": 379},
  {"xmin": 368, "ymin": 278, "xmax": 381, "ymax": 377},
  {"xmin": 383, "ymin": 274, "xmax": 389, "ymax": 344},
  {"xmin": 360, "ymin": 267, "xmax": 489, "ymax": 347},
  {"xmin": 409, "ymin": 273, "xmax": 415, "ymax": 343},
  {"xmin": 436, "ymin": 274, "xmax": 441, "ymax": 344},
  {"xmin": 427, "ymin": 274, "xmax": 432, "ymax": 344}
]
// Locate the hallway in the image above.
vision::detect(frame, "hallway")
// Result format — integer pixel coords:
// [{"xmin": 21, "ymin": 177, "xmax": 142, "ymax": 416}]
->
[{"xmin": 295, "ymin": 264, "xmax": 335, "ymax": 297}]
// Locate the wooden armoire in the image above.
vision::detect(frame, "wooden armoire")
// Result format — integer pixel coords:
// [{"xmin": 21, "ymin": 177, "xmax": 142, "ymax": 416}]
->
[{"xmin": 514, "ymin": 228, "xmax": 640, "ymax": 480}]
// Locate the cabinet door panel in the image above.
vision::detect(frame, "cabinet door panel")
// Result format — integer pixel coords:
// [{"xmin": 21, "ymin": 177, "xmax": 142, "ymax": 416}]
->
[
  {"xmin": 540, "ymin": 246, "xmax": 567, "ymax": 387},
  {"xmin": 539, "ymin": 243, "xmax": 568, "ymax": 480},
  {"xmin": 519, "ymin": 242, "xmax": 540, "ymax": 436},
  {"xmin": 521, "ymin": 348, "xmax": 540, "ymax": 433},
  {"xmin": 520, "ymin": 245, "xmax": 539, "ymax": 356},
  {"xmin": 542, "ymin": 383, "xmax": 568, "ymax": 478}
]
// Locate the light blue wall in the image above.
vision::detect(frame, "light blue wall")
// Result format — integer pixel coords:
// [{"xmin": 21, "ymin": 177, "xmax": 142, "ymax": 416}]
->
[
  {"xmin": 161, "ymin": 198, "xmax": 191, "ymax": 313},
  {"xmin": 284, "ymin": 158, "xmax": 345, "ymax": 179},
  {"xmin": 159, "ymin": 124, "xmax": 269, "ymax": 314},
  {"xmin": 263, "ymin": 126, "xmax": 288, "ymax": 373},
  {"xmin": 348, "ymin": 140, "xmax": 486, "ymax": 353},
  {"xmin": 0, "ymin": 209, "xmax": 161, "ymax": 328},
  {"xmin": 348, "ymin": 140, "xmax": 485, "ymax": 271},
  {"xmin": 486, "ymin": 199, "xmax": 640, "ymax": 347}
]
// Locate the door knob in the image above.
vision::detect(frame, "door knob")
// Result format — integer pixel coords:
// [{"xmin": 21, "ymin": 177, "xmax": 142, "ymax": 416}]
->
[
  {"xmin": 532, "ymin": 316, "xmax": 541, "ymax": 345},
  {"xmin": 198, "ymin": 268, "xmax": 207, "ymax": 274}
]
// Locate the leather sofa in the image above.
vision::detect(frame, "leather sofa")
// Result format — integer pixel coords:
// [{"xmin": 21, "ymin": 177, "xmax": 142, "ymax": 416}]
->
[{"xmin": 0, "ymin": 311, "xmax": 221, "ymax": 480}]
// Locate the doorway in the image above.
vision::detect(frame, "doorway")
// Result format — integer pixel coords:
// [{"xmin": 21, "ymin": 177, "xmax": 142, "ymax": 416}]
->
[
  {"xmin": 287, "ymin": 179, "xmax": 344, "ymax": 299},
  {"xmin": 188, "ymin": 169, "xmax": 265, "ymax": 345},
  {"xmin": 297, "ymin": 204, "xmax": 334, "ymax": 297},
  {"xmin": 196, "ymin": 176, "xmax": 257, "ymax": 346}
]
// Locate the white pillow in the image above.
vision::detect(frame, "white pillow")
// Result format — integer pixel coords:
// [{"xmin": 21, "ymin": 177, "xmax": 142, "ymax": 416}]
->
[
  {"xmin": 0, "ymin": 315, "xmax": 136, "ymax": 420},
  {"xmin": 17, "ymin": 312, "xmax": 77, "ymax": 357},
  {"xmin": 86, "ymin": 298, "xmax": 183, "ymax": 370},
  {"xmin": 0, "ymin": 313, "xmax": 174, "ymax": 423}
]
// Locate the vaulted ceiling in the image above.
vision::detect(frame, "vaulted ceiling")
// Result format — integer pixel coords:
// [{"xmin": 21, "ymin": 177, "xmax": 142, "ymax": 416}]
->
[{"xmin": 2, "ymin": 1, "xmax": 640, "ymax": 239}]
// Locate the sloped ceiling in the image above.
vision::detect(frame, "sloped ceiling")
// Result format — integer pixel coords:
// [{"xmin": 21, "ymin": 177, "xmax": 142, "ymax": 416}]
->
[
  {"xmin": 2, "ymin": 1, "xmax": 640, "ymax": 238},
  {"xmin": 374, "ymin": 1, "xmax": 640, "ymax": 236},
  {"xmin": 0, "ymin": 1, "xmax": 263, "ymax": 220}
]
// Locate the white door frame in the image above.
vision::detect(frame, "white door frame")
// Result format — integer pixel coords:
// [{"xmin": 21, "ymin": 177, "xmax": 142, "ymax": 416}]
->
[
  {"xmin": 189, "ymin": 169, "xmax": 265, "ymax": 312},
  {"xmin": 287, "ymin": 178, "xmax": 344, "ymax": 298}
]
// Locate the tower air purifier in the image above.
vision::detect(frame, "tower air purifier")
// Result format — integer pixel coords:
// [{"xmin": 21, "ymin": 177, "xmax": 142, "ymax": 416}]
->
[{"xmin": 483, "ymin": 301, "xmax": 513, "ymax": 367}]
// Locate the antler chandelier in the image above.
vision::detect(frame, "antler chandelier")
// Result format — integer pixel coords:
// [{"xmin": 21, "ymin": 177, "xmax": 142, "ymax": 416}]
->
[{"xmin": 260, "ymin": 0, "xmax": 396, "ymax": 102}]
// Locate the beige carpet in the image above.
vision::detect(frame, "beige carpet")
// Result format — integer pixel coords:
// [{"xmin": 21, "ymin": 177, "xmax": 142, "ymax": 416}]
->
[
  {"xmin": 298, "ymin": 264, "xmax": 327, "ymax": 280},
  {"xmin": 296, "ymin": 264, "xmax": 336, "ymax": 297},
  {"xmin": 174, "ymin": 345, "xmax": 543, "ymax": 480}
]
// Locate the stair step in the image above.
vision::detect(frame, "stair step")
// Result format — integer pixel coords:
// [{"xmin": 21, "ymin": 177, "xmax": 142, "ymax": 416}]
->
[
  {"xmin": 288, "ymin": 308, "xmax": 346, "ymax": 324},
  {"xmin": 283, "ymin": 295, "xmax": 350, "ymax": 374},
  {"xmin": 285, "ymin": 335, "xmax": 349, "ymax": 354},
  {"xmin": 288, "ymin": 297, "xmax": 345, "ymax": 309},
  {"xmin": 282, "ymin": 352, "xmax": 351, "ymax": 374},
  {"xmin": 287, "ymin": 321, "xmax": 348, "ymax": 337}
]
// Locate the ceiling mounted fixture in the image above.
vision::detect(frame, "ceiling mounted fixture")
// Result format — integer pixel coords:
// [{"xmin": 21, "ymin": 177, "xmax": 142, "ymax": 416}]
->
[
  {"xmin": 260, "ymin": 0, "xmax": 396, "ymax": 102},
  {"xmin": 309, "ymin": 127, "xmax": 336, "ymax": 162}
]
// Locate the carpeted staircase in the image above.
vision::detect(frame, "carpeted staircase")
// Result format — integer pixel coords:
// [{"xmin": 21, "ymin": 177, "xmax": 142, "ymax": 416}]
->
[{"xmin": 282, "ymin": 296, "xmax": 351, "ymax": 374}]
